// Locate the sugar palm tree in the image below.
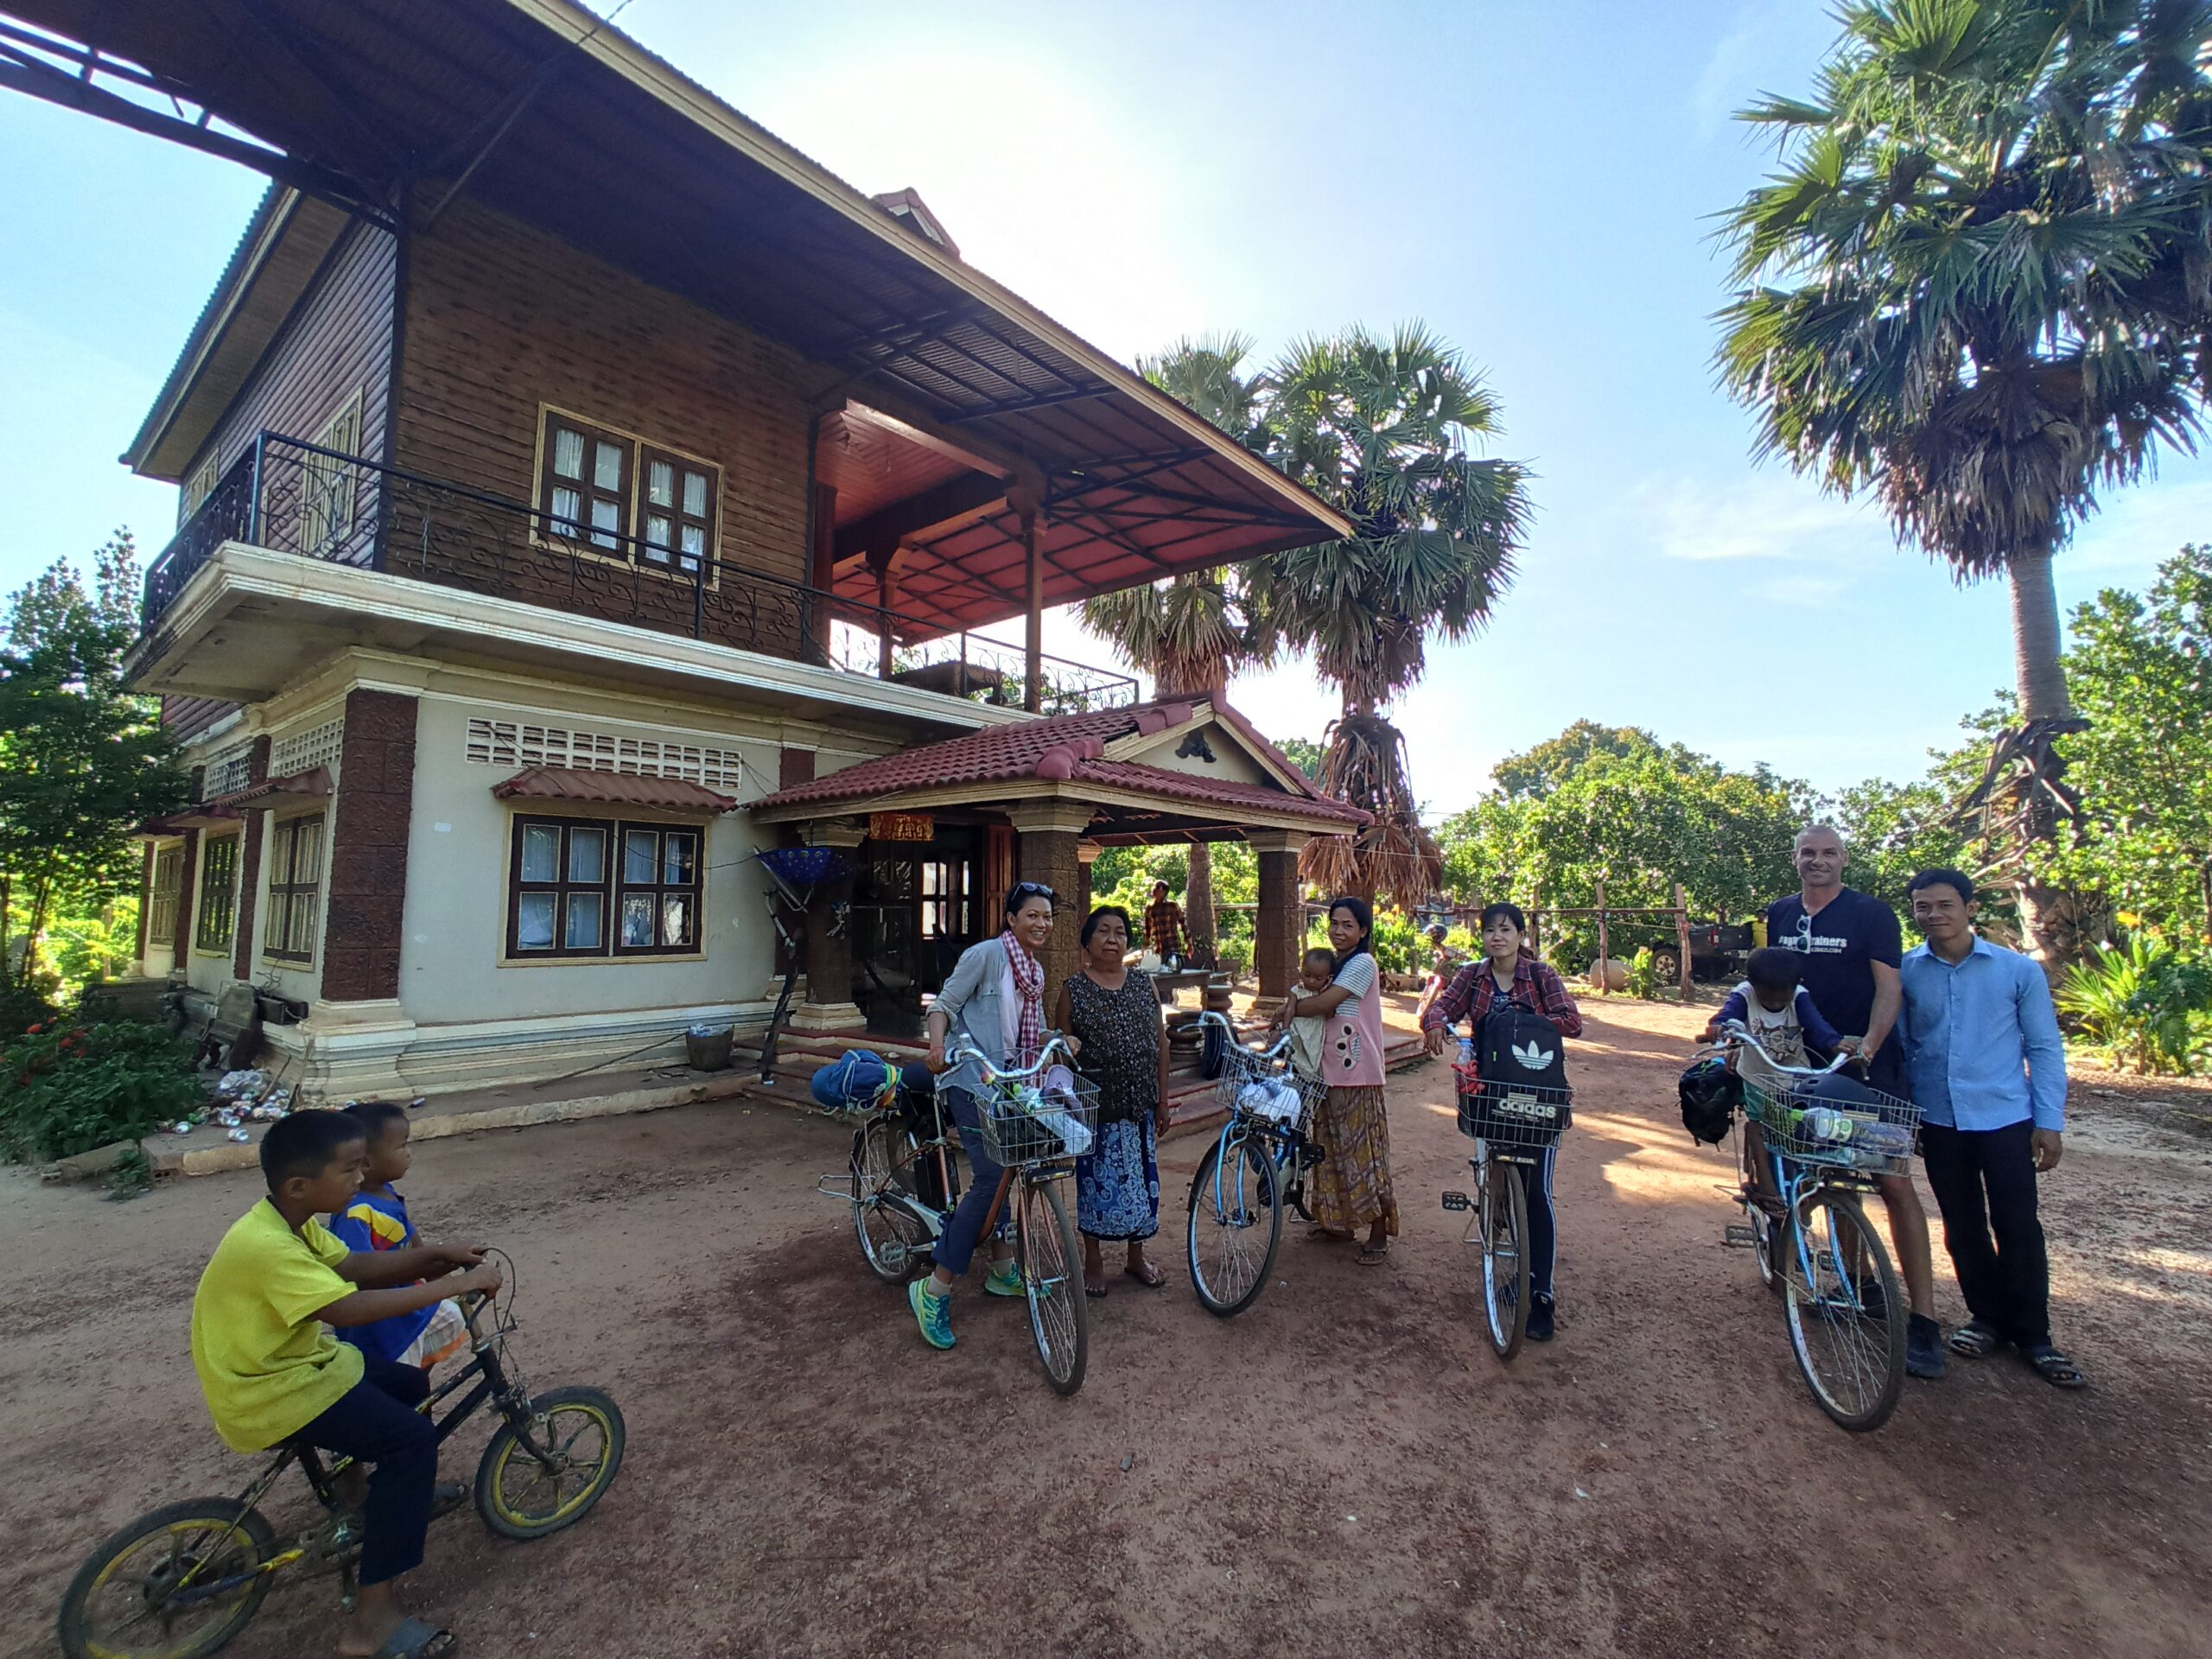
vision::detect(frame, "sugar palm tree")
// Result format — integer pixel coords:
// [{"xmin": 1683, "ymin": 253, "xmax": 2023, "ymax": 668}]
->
[
  {"xmin": 1716, "ymin": 0, "xmax": 2212, "ymax": 960},
  {"xmin": 1081, "ymin": 335, "xmax": 1273, "ymax": 958},
  {"xmin": 1256, "ymin": 322, "xmax": 1530, "ymax": 903}
]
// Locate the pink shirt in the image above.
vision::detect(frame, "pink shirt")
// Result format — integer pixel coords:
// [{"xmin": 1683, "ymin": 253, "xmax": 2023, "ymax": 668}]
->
[{"xmin": 1325, "ymin": 952, "xmax": 1388, "ymax": 1090}]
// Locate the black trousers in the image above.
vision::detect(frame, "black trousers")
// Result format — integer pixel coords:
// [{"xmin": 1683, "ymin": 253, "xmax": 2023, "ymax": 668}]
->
[
  {"xmin": 294, "ymin": 1356, "xmax": 437, "ymax": 1586},
  {"xmin": 1919, "ymin": 1119, "xmax": 2050, "ymax": 1348}
]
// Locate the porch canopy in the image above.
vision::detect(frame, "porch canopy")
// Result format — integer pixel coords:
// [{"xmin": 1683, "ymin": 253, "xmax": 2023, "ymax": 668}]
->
[
  {"xmin": 2, "ymin": 0, "xmax": 1351, "ymax": 649},
  {"xmin": 749, "ymin": 698, "xmax": 1366, "ymax": 1008}
]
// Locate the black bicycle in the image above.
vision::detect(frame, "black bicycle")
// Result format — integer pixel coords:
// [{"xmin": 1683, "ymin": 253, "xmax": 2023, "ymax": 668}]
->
[{"xmin": 56, "ymin": 1252, "xmax": 625, "ymax": 1659}]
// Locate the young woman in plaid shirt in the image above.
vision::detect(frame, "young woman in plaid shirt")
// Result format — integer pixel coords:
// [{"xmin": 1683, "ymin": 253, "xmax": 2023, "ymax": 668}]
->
[{"xmin": 1420, "ymin": 903, "xmax": 1583, "ymax": 1340}]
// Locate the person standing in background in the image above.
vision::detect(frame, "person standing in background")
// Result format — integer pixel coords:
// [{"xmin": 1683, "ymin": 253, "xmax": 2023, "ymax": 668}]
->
[
  {"xmin": 1767, "ymin": 824, "xmax": 1945, "ymax": 1380},
  {"xmin": 1143, "ymin": 879, "xmax": 1187, "ymax": 965},
  {"xmin": 1899, "ymin": 869, "xmax": 2085, "ymax": 1389}
]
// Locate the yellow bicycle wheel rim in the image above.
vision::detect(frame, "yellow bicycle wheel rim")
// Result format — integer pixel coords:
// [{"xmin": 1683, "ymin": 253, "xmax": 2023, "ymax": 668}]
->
[
  {"xmin": 81, "ymin": 1520, "xmax": 262, "ymax": 1659},
  {"xmin": 488, "ymin": 1402, "xmax": 618, "ymax": 1529}
]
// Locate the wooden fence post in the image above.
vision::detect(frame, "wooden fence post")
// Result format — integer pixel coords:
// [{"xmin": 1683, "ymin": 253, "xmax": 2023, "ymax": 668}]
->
[{"xmin": 1675, "ymin": 881, "xmax": 1693, "ymax": 1000}]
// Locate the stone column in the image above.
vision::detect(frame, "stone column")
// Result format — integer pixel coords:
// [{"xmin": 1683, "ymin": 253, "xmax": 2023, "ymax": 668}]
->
[
  {"xmin": 230, "ymin": 735, "xmax": 272, "ymax": 982},
  {"xmin": 307, "ymin": 692, "xmax": 422, "ymax": 1100},
  {"xmin": 1076, "ymin": 838, "xmax": 1102, "ymax": 920},
  {"xmin": 1249, "ymin": 830, "xmax": 1309, "ymax": 1014},
  {"xmin": 789, "ymin": 817, "xmax": 865, "ymax": 1032},
  {"xmin": 1007, "ymin": 800, "xmax": 1093, "ymax": 994}
]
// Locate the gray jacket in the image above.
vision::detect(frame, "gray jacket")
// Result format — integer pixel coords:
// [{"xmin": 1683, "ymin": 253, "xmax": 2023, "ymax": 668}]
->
[{"xmin": 934, "ymin": 935, "xmax": 1026, "ymax": 1096}]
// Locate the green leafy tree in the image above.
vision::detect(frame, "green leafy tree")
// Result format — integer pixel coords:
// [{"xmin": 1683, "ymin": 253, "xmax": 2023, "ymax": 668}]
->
[
  {"xmin": 1272, "ymin": 735, "xmax": 1324, "ymax": 782},
  {"xmin": 2042, "ymin": 545, "xmax": 2212, "ymax": 944},
  {"xmin": 0, "ymin": 533, "xmax": 188, "ymax": 987},
  {"xmin": 1491, "ymin": 721, "xmax": 1672, "ymax": 799},
  {"xmin": 1258, "ymin": 322, "xmax": 1530, "ymax": 903},
  {"xmin": 1715, "ymin": 0, "xmax": 2212, "ymax": 963},
  {"xmin": 1081, "ymin": 334, "xmax": 1275, "ymax": 961}
]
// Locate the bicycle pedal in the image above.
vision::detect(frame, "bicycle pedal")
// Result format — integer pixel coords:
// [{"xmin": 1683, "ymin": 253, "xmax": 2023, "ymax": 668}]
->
[
  {"xmin": 1723, "ymin": 1224, "xmax": 1758, "ymax": 1248},
  {"xmin": 1440, "ymin": 1190, "xmax": 1471, "ymax": 1211}
]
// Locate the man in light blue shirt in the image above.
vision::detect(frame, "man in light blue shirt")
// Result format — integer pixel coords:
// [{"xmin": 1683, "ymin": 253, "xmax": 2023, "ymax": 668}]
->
[{"xmin": 1898, "ymin": 869, "xmax": 2085, "ymax": 1389}]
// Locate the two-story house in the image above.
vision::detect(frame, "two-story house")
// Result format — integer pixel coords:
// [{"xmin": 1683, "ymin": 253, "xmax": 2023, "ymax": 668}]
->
[{"xmin": 9, "ymin": 0, "xmax": 1365, "ymax": 1101}]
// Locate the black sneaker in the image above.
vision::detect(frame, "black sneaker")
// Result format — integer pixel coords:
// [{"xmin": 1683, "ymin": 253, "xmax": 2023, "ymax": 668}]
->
[
  {"xmin": 1526, "ymin": 1294, "xmax": 1556, "ymax": 1343},
  {"xmin": 1906, "ymin": 1313, "xmax": 1947, "ymax": 1380}
]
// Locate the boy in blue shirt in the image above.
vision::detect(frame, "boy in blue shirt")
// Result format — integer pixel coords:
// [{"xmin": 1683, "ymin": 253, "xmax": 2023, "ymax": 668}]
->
[
  {"xmin": 1899, "ymin": 868, "xmax": 2084, "ymax": 1389},
  {"xmin": 329, "ymin": 1102, "xmax": 470, "ymax": 1370}
]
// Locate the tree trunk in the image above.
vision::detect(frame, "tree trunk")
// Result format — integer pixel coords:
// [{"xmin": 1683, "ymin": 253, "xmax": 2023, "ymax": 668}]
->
[
  {"xmin": 2009, "ymin": 549, "xmax": 2081, "ymax": 967},
  {"xmin": 1185, "ymin": 840, "xmax": 1217, "ymax": 963}
]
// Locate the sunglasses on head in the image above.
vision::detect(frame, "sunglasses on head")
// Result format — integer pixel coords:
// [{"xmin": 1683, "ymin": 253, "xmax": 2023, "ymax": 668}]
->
[{"xmin": 1007, "ymin": 881, "xmax": 1057, "ymax": 908}]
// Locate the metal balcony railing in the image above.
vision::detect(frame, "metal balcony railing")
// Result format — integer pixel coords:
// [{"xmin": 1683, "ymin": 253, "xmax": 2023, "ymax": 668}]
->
[{"xmin": 140, "ymin": 432, "xmax": 1140, "ymax": 715}]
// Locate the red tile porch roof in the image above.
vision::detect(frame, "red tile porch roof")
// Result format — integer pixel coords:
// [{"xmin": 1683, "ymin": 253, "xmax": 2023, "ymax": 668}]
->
[
  {"xmin": 492, "ymin": 767, "xmax": 740, "ymax": 813},
  {"xmin": 747, "ymin": 698, "xmax": 1367, "ymax": 829}
]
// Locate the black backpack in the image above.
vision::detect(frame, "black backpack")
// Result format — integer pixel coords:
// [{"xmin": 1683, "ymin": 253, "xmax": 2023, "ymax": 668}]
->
[{"xmin": 1457, "ymin": 1001, "xmax": 1572, "ymax": 1144}]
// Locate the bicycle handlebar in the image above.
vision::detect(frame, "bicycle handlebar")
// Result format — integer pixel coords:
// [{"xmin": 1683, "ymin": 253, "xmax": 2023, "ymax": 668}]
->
[
  {"xmin": 1198, "ymin": 1008, "xmax": 1293, "ymax": 1063},
  {"xmin": 1709, "ymin": 1018, "xmax": 1855, "ymax": 1078},
  {"xmin": 941, "ymin": 1031, "xmax": 1078, "ymax": 1086}
]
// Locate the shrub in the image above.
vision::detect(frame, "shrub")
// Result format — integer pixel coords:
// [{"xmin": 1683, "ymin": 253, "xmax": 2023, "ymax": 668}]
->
[
  {"xmin": 0, "ymin": 984, "xmax": 61, "ymax": 1040},
  {"xmin": 1215, "ymin": 936, "xmax": 1251, "ymax": 978},
  {"xmin": 2056, "ymin": 936, "xmax": 2212, "ymax": 1077},
  {"xmin": 1625, "ymin": 947, "xmax": 1659, "ymax": 1001},
  {"xmin": 0, "ymin": 1021, "xmax": 205, "ymax": 1161}
]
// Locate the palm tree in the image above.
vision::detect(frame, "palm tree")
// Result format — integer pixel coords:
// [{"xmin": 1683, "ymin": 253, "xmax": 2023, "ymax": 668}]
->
[
  {"xmin": 1716, "ymin": 0, "xmax": 2212, "ymax": 961},
  {"xmin": 1257, "ymin": 322, "xmax": 1530, "ymax": 904},
  {"xmin": 1081, "ymin": 335, "xmax": 1274, "ymax": 959}
]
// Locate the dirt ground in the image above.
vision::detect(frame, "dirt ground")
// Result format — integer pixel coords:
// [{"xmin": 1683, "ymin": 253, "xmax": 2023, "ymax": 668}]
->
[{"xmin": 5, "ymin": 995, "xmax": 2210, "ymax": 1659}]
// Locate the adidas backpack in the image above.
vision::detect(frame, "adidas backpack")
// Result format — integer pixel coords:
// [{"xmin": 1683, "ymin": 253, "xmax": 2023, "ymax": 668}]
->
[{"xmin": 1457, "ymin": 1001, "xmax": 1572, "ymax": 1143}]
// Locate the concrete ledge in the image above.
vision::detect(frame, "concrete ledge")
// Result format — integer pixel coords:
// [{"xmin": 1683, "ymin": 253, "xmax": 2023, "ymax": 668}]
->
[{"xmin": 146, "ymin": 1067, "xmax": 758, "ymax": 1177}]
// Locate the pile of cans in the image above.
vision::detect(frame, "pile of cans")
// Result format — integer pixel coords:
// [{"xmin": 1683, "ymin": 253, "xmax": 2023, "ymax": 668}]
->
[{"xmin": 171, "ymin": 1070, "xmax": 300, "ymax": 1142}]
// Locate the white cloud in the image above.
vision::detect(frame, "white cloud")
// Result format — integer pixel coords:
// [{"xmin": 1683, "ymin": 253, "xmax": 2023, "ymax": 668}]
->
[{"xmin": 1632, "ymin": 472, "xmax": 1891, "ymax": 563}]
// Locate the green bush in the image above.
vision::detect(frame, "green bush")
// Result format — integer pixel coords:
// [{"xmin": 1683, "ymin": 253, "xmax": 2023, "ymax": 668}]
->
[
  {"xmin": 1625, "ymin": 947, "xmax": 1659, "ymax": 1001},
  {"xmin": 1215, "ymin": 936, "xmax": 1251, "ymax": 978},
  {"xmin": 2056, "ymin": 936, "xmax": 2212, "ymax": 1077},
  {"xmin": 0, "ymin": 1021, "xmax": 204, "ymax": 1161},
  {"xmin": 0, "ymin": 984, "xmax": 61, "ymax": 1040}
]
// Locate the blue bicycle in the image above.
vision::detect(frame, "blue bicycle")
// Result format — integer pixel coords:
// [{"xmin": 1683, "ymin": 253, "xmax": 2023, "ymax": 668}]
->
[
  {"xmin": 1185, "ymin": 1012, "xmax": 1325, "ymax": 1317},
  {"xmin": 1714, "ymin": 1020, "xmax": 1923, "ymax": 1433}
]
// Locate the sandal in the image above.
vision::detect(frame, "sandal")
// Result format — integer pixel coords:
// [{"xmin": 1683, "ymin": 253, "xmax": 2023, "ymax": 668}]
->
[
  {"xmin": 371, "ymin": 1617, "xmax": 458, "ymax": 1658},
  {"xmin": 2021, "ymin": 1343, "xmax": 2087, "ymax": 1389},
  {"xmin": 1083, "ymin": 1272, "xmax": 1109, "ymax": 1300},
  {"xmin": 1357, "ymin": 1243, "xmax": 1390, "ymax": 1267},
  {"xmin": 1123, "ymin": 1260, "xmax": 1166, "ymax": 1288},
  {"xmin": 1948, "ymin": 1319, "xmax": 2004, "ymax": 1359}
]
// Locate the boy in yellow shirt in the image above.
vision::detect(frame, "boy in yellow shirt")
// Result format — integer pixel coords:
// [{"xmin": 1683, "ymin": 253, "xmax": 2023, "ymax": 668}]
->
[{"xmin": 192, "ymin": 1109, "xmax": 498, "ymax": 1659}]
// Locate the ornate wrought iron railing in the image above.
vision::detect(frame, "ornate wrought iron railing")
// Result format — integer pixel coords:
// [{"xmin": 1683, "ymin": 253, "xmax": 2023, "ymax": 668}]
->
[{"xmin": 138, "ymin": 433, "xmax": 1138, "ymax": 715}]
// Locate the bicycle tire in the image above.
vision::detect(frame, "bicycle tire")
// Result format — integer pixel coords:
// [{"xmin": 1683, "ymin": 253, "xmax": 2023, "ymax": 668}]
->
[
  {"xmin": 474, "ymin": 1385, "xmax": 628, "ymax": 1539},
  {"xmin": 1750, "ymin": 1204, "xmax": 1781, "ymax": 1294},
  {"xmin": 57, "ymin": 1498, "xmax": 277, "ymax": 1659},
  {"xmin": 1478, "ymin": 1159, "xmax": 1531, "ymax": 1361},
  {"xmin": 1781, "ymin": 1191, "xmax": 1906, "ymax": 1432},
  {"xmin": 1185, "ymin": 1130, "xmax": 1282, "ymax": 1319},
  {"xmin": 1017, "ymin": 1179, "xmax": 1088, "ymax": 1395},
  {"xmin": 851, "ymin": 1115, "xmax": 931, "ymax": 1284}
]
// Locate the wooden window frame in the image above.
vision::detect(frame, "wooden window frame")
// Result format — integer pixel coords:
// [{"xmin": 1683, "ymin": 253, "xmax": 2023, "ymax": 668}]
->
[
  {"xmin": 297, "ymin": 388, "xmax": 365, "ymax": 556},
  {"xmin": 505, "ymin": 812, "xmax": 705, "ymax": 963},
  {"xmin": 531, "ymin": 405, "xmax": 721, "ymax": 588},
  {"xmin": 181, "ymin": 455, "xmax": 219, "ymax": 524},
  {"xmin": 194, "ymin": 833, "xmax": 240, "ymax": 955},
  {"xmin": 637, "ymin": 445, "xmax": 718, "ymax": 579},
  {"xmin": 263, "ymin": 813, "xmax": 326, "ymax": 965},
  {"xmin": 148, "ymin": 846, "xmax": 184, "ymax": 948}
]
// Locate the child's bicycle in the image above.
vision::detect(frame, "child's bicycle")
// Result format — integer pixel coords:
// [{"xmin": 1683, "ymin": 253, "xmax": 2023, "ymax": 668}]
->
[
  {"xmin": 1184, "ymin": 1010, "xmax": 1325, "ymax": 1317},
  {"xmin": 56, "ymin": 1251, "xmax": 624, "ymax": 1659},
  {"xmin": 1712, "ymin": 1020, "xmax": 1923, "ymax": 1433},
  {"xmin": 1440, "ymin": 1058, "xmax": 1572, "ymax": 1362},
  {"xmin": 831, "ymin": 1035, "xmax": 1098, "ymax": 1395}
]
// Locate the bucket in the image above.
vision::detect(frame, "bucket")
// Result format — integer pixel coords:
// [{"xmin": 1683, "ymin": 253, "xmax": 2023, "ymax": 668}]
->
[{"xmin": 684, "ymin": 1024, "xmax": 734, "ymax": 1071}]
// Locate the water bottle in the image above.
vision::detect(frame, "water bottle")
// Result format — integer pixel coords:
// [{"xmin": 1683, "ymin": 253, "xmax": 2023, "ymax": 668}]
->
[
  {"xmin": 1457, "ymin": 1037, "xmax": 1475, "ymax": 1066},
  {"xmin": 1801, "ymin": 1107, "xmax": 1853, "ymax": 1143}
]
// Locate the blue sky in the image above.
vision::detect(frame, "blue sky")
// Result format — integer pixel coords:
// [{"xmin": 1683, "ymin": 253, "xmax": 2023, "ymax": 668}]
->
[{"xmin": 3, "ymin": 0, "xmax": 2207, "ymax": 812}]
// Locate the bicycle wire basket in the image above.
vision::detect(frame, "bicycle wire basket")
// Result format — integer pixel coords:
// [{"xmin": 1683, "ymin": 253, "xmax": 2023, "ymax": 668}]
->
[
  {"xmin": 973, "ymin": 1064, "xmax": 1103, "ymax": 1167},
  {"xmin": 1214, "ymin": 1030, "xmax": 1320, "ymax": 1130},
  {"xmin": 1452, "ymin": 1061, "xmax": 1571, "ymax": 1154},
  {"xmin": 1738, "ymin": 1070, "xmax": 1921, "ymax": 1178}
]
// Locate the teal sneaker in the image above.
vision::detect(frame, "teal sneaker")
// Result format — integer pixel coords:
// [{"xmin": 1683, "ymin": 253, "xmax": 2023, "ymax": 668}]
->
[
  {"xmin": 908, "ymin": 1279, "xmax": 954, "ymax": 1349},
  {"xmin": 983, "ymin": 1259, "xmax": 1028, "ymax": 1298}
]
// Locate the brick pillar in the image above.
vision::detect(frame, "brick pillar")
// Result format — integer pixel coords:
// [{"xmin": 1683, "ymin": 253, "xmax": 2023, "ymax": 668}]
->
[
  {"xmin": 321, "ymin": 690, "xmax": 419, "ymax": 1002},
  {"xmin": 788, "ymin": 817, "xmax": 865, "ymax": 1030},
  {"xmin": 1007, "ymin": 801, "xmax": 1093, "ymax": 996},
  {"xmin": 133, "ymin": 842, "xmax": 154, "ymax": 967},
  {"xmin": 231, "ymin": 736, "xmax": 272, "ymax": 981},
  {"xmin": 1076, "ymin": 838, "xmax": 1101, "ymax": 921},
  {"xmin": 1250, "ymin": 830, "xmax": 1309, "ymax": 1007},
  {"xmin": 171, "ymin": 828, "xmax": 200, "ymax": 962}
]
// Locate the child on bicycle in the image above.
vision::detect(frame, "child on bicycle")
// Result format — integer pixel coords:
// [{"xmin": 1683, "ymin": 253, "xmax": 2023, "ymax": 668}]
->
[
  {"xmin": 328, "ymin": 1101, "xmax": 471, "ymax": 1371},
  {"xmin": 1287, "ymin": 947, "xmax": 1338, "ymax": 1084},
  {"xmin": 1700, "ymin": 947, "xmax": 1857, "ymax": 1211},
  {"xmin": 192, "ymin": 1109, "xmax": 499, "ymax": 1659}
]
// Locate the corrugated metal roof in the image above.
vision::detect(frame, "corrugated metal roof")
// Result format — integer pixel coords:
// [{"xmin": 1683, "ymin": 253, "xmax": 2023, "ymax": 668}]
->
[{"xmin": 490, "ymin": 766, "xmax": 738, "ymax": 812}]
